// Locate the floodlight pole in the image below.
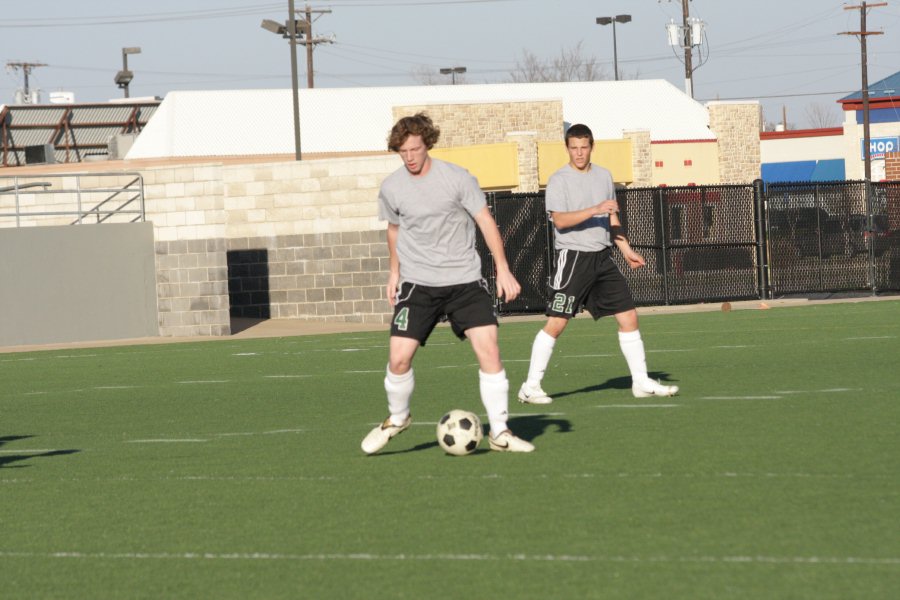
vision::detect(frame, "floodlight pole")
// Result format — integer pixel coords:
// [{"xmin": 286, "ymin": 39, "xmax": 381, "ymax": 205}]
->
[
  {"xmin": 596, "ymin": 15, "xmax": 631, "ymax": 81},
  {"xmin": 288, "ymin": 0, "xmax": 302, "ymax": 160}
]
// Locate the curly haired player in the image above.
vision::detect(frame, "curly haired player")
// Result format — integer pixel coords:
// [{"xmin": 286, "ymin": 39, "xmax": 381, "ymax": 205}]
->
[{"xmin": 361, "ymin": 113, "xmax": 534, "ymax": 454}]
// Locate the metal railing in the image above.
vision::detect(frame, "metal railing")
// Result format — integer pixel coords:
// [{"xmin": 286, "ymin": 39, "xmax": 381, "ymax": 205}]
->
[{"xmin": 0, "ymin": 172, "xmax": 145, "ymax": 228}]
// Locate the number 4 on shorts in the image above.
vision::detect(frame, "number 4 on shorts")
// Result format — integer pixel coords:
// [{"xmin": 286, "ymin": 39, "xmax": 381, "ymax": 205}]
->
[{"xmin": 393, "ymin": 307, "xmax": 410, "ymax": 331}]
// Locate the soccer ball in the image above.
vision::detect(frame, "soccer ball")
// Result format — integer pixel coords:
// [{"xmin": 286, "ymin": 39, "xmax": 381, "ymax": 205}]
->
[{"xmin": 436, "ymin": 409, "xmax": 483, "ymax": 456}]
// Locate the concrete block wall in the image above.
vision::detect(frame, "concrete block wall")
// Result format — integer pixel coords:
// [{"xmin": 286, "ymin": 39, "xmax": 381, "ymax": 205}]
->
[{"xmin": 227, "ymin": 230, "xmax": 391, "ymax": 324}]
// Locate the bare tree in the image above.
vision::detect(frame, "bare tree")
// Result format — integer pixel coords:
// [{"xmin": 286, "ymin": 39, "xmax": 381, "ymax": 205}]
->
[
  {"xmin": 508, "ymin": 41, "xmax": 609, "ymax": 83},
  {"xmin": 803, "ymin": 103, "xmax": 840, "ymax": 129}
]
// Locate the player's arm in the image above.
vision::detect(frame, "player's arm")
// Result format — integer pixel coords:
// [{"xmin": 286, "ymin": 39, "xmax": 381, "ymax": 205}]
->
[
  {"xmin": 473, "ymin": 206, "xmax": 521, "ymax": 302},
  {"xmin": 385, "ymin": 222, "xmax": 401, "ymax": 306},
  {"xmin": 609, "ymin": 211, "xmax": 646, "ymax": 269},
  {"xmin": 549, "ymin": 199, "xmax": 619, "ymax": 230}
]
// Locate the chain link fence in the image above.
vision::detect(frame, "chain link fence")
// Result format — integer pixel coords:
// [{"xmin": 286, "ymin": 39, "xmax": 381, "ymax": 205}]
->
[{"xmin": 482, "ymin": 180, "xmax": 899, "ymax": 315}]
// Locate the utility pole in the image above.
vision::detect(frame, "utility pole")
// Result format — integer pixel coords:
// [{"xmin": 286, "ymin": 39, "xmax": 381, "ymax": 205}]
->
[
  {"xmin": 664, "ymin": 0, "xmax": 704, "ymax": 98},
  {"xmin": 299, "ymin": 4, "xmax": 334, "ymax": 88},
  {"xmin": 681, "ymin": 0, "xmax": 693, "ymax": 98},
  {"xmin": 6, "ymin": 61, "xmax": 47, "ymax": 104},
  {"xmin": 840, "ymin": 2, "xmax": 885, "ymax": 183}
]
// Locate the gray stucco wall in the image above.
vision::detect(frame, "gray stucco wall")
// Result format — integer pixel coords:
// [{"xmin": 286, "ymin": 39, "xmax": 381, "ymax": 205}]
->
[{"xmin": 0, "ymin": 222, "xmax": 159, "ymax": 346}]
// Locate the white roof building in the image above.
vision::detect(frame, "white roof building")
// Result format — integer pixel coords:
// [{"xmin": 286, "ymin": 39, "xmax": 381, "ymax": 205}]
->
[{"xmin": 126, "ymin": 80, "xmax": 714, "ymax": 160}]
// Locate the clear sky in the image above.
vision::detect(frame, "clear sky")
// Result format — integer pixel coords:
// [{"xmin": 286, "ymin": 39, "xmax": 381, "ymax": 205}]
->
[{"xmin": 2, "ymin": 0, "xmax": 898, "ymax": 129}]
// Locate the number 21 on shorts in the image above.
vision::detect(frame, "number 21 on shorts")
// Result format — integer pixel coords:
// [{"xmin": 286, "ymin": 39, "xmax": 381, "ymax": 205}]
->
[{"xmin": 551, "ymin": 293, "xmax": 575, "ymax": 314}]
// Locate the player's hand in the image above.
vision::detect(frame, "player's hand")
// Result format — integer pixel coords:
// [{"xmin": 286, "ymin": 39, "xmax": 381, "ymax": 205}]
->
[
  {"xmin": 495, "ymin": 268, "xmax": 521, "ymax": 302},
  {"xmin": 596, "ymin": 199, "xmax": 618, "ymax": 216},
  {"xmin": 386, "ymin": 272, "xmax": 400, "ymax": 306},
  {"xmin": 623, "ymin": 248, "xmax": 646, "ymax": 269}
]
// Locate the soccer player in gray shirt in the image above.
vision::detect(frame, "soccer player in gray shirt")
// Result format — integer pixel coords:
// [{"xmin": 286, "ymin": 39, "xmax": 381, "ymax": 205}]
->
[
  {"xmin": 517, "ymin": 123, "xmax": 679, "ymax": 404},
  {"xmin": 361, "ymin": 113, "xmax": 534, "ymax": 454}
]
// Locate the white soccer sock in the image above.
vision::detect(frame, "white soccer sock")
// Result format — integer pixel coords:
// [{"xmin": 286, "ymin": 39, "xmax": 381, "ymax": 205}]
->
[
  {"xmin": 618, "ymin": 330, "xmax": 650, "ymax": 386},
  {"xmin": 479, "ymin": 369, "xmax": 510, "ymax": 437},
  {"xmin": 384, "ymin": 366, "xmax": 413, "ymax": 425},
  {"xmin": 526, "ymin": 329, "xmax": 556, "ymax": 387}
]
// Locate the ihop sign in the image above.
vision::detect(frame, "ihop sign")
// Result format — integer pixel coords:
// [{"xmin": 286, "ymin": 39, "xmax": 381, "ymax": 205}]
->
[{"xmin": 861, "ymin": 136, "xmax": 899, "ymax": 160}]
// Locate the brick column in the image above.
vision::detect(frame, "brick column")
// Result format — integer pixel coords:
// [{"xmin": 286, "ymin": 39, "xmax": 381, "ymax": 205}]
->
[
  {"xmin": 506, "ymin": 131, "xmax": 539, "ymax": 192},
  {"xmin": 707, "ymin": 101, "xmax": 761, "ymax": 184},
  {"xmin": 623, "ymin": 129, "xmax": 652, "ymax": 187}
]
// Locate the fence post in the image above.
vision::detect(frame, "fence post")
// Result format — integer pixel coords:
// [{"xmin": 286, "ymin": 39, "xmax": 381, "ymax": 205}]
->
[
  {"xmin": 865, "ymin": 180, "xmax": 877, "ymax": 294},
  {"xmin": 753, "ymin": 179, "xmax": 769, "ymax": 299},
  {"xmin": 657, "ymin": 187, "xmax": 670, "ymax": 305}
]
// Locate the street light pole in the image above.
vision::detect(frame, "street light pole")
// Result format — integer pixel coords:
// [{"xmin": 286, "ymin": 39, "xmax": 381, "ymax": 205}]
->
[
  {"xmin": 596, "ymin": 15, "xmax": 631, "ymax": 81},
  {"xmin": 439, "ymin": 66, "xmax": 466, "ymax": 84},
  {"xmin": 263, "ymin": 3, "xmax": 303, "ymax": 160},
  {"xmin": 115, "ymin": 47, "xmax": 141, "ymax": 99},
  {"xmin": 287, "ymin": 0, "xmax": 302, "ymax": 159}
]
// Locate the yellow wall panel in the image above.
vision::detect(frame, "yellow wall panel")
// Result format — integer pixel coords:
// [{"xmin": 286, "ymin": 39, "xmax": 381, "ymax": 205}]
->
[
  {"xmin": 651, "ymin": 142, "xmax": 720, "ymax": 186},
  {"xmin": 430, "ymin": 143, "xmax": 519, "ymax": 189},
  {"xmin": 538, "ymin": 139, "xmax": 633, "ymax": 185}
]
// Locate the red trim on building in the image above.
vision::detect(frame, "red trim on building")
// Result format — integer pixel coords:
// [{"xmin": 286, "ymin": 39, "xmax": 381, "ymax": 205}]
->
[
  {"xmin": 838, "ymin": 97, "xmax": 900, "ymax": 111},
  {"xmin": 760, "ymin": 127, "xmax": 843, "ymax": 141}
]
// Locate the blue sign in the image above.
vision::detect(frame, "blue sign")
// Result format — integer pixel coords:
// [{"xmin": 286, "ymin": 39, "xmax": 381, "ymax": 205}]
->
[{"xmin": 861, "ymin": 136, "xmax": 899, "ymax": 159}]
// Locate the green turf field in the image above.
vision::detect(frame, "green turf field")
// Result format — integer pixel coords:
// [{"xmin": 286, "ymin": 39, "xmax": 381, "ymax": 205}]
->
[{"xmin": 2, "ymin": 300, "xmax": 899, "ymax": 599}]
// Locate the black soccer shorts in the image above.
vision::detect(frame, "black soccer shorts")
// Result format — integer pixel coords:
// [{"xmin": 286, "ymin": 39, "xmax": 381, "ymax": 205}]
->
[
  {"xmin": 390, "ymin": 279, "xmax": 498, "ymax": 345},
  {"xmin": 546, "ymin": 248, "xmax": 635, "ymax": 320}
]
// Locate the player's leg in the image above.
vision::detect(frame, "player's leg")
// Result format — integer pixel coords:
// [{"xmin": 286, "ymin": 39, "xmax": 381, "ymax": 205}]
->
[
  {"xmin": 465, "ymin": 325, "xmax": 534, "ymax": 453},
  {"xmin": 448, "ymin": 281, "xmax": 534, "ymax": 452},
  {"xmin": 613, "ymin": 310, "xmax": 679, "ymax": 398},
  {"xmin": 518, "ymin": 317, "xmax": 567, "ymax": 404},
  {"xmin": 361, "ymin": 283, "xmax": 437, "ymax": 454},
  {"xmin": 584, "ymin": 251, "xmax": 676, "ymax": 398},
  {"xmin": 519, "ymin": 249, "xmax": 591, "ymax": 404}
]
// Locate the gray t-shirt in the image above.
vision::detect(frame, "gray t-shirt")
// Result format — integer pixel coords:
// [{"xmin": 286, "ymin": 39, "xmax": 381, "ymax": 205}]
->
[
  {"xmin": 378, "ymin": 158, "xmax": 486, "ymax": 286},
  {"xmin": 545, "ymin": 163, "xmax": 615, "ymax": 252}
]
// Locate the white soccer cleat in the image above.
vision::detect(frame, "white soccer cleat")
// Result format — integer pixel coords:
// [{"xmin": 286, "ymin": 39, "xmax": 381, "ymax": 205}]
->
[
  {"xmin": 488, "ymin": 430, "xmax": 535, "ymax": 453},
  {"xmin": 632, "ymin": 379, "xmax": 679, "ymax": 398},
  {"xmin": 361, "ymin": 415, "xmax": 411, "ymax": 454},
  {"xmin": 517, "ymin": 382, "xmax": 553, "ymax": 405}
]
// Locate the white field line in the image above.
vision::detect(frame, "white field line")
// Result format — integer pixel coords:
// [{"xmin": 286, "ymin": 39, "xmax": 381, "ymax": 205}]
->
[
  {"xmin": 232, "ymin": 352, "xmax": 260, "ymax": 356},
  {"xmin": 700, "ymin": 396, "xmax": 784, "ymax": 400},
  {"xmin": 0, "ymin": 550, "xmax": 896, "ymax": 565},
  {"xmin": 711, "ymin": 345, "xmax": 755, "ymax": 349},
  {"xmin": 263, "ymin": 375, "xmax": 312, "ymax": 378},
  {"xmin": 344, "ymin": 370, "xmax": 383, "ymax": 374},
  {"xmin": 843, "ymin": 336, "xmax": 896, "ymax": 340},
  {"xmin": 126, "ymin": 428, "xmax": 306, "ymax": 443},
  {"xmin": 597, "ymin": 404, "xmax": 679, "ymax": 408},
  {"xmin": 564, "ymin": 354, "xmax": 616, "ymax": 359},
  {"xmin": 176, "ymin": 380, "xmax": 230, "ymax": 384},
  {"xmin": 93, "ymin": 386, "xmax": 139, "ymax": 390},
  {"xmin": 3, "ymin": 471, "xmax": 882, "ymax": 485},
  {"xmin": 774, "ymin": 388, "xmax": 858, "ymax": 394},
  {"xmin": 125, "ymin": 439, "xmax": 209, "ymax": 443},
  {"xmin": 214, "ymin": 429, "xmax": 305, "ymax": 437}
]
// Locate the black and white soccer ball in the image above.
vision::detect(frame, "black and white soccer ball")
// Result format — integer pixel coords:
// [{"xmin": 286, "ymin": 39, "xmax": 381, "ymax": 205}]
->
[{"xmin": 436, "ymin": 409, "xmax": 483, "ymax": 456}]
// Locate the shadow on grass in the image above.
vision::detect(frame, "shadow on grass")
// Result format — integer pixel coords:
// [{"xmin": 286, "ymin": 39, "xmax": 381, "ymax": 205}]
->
[
  {"xmin": 552, "ymin": 371, "xmax": 677, "ymax": 399},
  {"xmin": 0, "ymin": 435, "xmax": 81, "ymax": 469}
]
